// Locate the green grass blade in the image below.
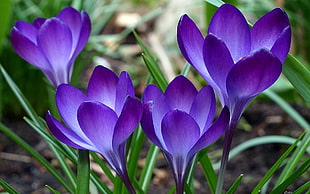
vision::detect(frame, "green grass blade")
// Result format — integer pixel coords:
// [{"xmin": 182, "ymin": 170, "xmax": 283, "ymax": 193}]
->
[
  {"xmin": 45, "ymin": 185, "xmax": 61, "ymax": 194},
  {"xmin": 133, "ymin": 31, "xmax": 168, "ymax": 91},
  {"xmin": 139, "ymin": 144, "xmax": 160, "ymax": 192},
  {"xmin": 226, "ymin": 174, "xmax": 244, "ymax": 194},
  {"xmin": 283, "ymin": 54, "xmax": 310, "ymax": 104},
  {"xmin": 76, "ymin": 150, "xmax": 90, "ymax": 194},
  {"xmin": 200, "ymin": 153, "xmax": 218, "ymax": 194},
  {"xmin": 0, "ymin": 122, "xmax": 74, "ymax": 193},
  {"xmin": 251, "ymin": 132, "xmax": 305, "ymax": 194},
  {"xmin": 0, "ymin": 178, "xmax": 19, "ymax": 194},
  {"xmin": 275, "ymin": 132, "xmax": 310, "ymax": 186},
  {"xmin": 292, "ymin": 180, "xmax": 310, "ymax": 194},
  {"xmin": 270, "ymin": 159, "xmax": 310, "ymax": 194}
]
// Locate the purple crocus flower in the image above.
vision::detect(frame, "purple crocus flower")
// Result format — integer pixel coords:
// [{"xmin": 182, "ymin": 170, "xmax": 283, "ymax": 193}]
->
[
  {"xmin": 177, "ymin": 4, "xmax": 291, "ymax": 123},
  {"xmin": 45, "ymin": 66, "xmax": 142, "ymax": 193},
  {"xmin": 11, "ymin": 7, "xmax": 91, "ymax": 87},
  {"xmin": 141, "ymin": 76, "xmax": 230, "ymax": 194},
  {"xmin": 177, "ymin": 4, "xmax": 291, "ymax": 192}
]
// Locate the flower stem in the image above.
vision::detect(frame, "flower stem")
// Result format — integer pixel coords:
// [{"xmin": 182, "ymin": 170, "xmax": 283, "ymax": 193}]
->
[
  {"xmin": 215, "ymin": 122, "xmax": 237, "ymax": 194},
  {"xmin": 76, "ymin": 149, "xmax": 90, "ymax": 194}
]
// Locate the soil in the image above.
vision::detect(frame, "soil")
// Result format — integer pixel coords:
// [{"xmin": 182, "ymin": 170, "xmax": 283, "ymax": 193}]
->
[{"xmin": 0, "ymin": 101, "xmax": 309, "ymax": 193}]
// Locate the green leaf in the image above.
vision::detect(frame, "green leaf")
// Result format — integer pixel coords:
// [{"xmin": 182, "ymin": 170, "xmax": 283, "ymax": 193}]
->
[
  {"xmin": 270, "ymin": 159, "xmax": 310, "ymax": 194},
  {"xmin": 282, "ymin": 54, "xmax": 310, "ymax": 104},
  {"xmin": 275, "ymin": 132, "xmax": 310, "ymax": 186},
  {"xmin": 292, "ymin": 180, "xmax": 310, "ymax": 194},
  {"xmin": 76, "ymin": 150, "xmax": 90, "ymax": 194},
  {"xmin": 226, "ymin": 174, "xmax": 244, "ymax": 194},
  {"xmin": 133, "ymin": 31, "xmax": 168, "ymax": 91},
  {"xmin": 251, "ymin": 132, "xmax": 305, "ymax": 194},
  {"xmin": 200, "ymin": 153, "xmax": 218, "ymax": 194},
  {"xmin": 45, "ymin": 185, "xmax": 61, "ymax": 194},
  {"xmin": 0, "ymin": 178, "xmax": 19, "ymax": 194}
]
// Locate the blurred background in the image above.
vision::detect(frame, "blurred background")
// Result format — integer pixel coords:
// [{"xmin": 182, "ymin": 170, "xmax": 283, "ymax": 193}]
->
[{"xmin": 0, "ymin": 0, "xmax": 309, "ymax": 193}]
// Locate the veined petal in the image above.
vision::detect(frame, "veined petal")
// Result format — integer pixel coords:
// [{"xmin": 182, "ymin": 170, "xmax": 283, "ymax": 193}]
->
[
  {"xmin": 115, "ymin": 71, "xmax": 135, "ymax": 116},
  {"xmin": 189, "ymin": 85, "xmax": 216, "ymax": 133},
  {"xmin": 37, "ymin": 18, "xmax": 73, "ymax": 84},
  {"xmin": 14, "ymin": 21, "xmax": 38, "ymax": 43},
  {"xmin": 208, "ymin": 4, "xmax": 251, "ymax": 62},
  {"xmin": 165, "ymin": 76, "xmax": 197, "ymax": 113},
  {"xmin": 77, "ymin": 101, "xmax": 118, "ymax": 152},
  {"xmin": 45, "ymin": 111, "xmax": 95, "ymax": 150},
  {"xmin": 87, "ymin": 66, "xmax": 118, "ymax": 109},
  {"xmin": 141, "ymin": 102, "xmax": 163, "ymax": 148},
  {"xmin": 143, "ymin": 85, "xmax": 169, "ymax": 146},
  {"xmin": 161, "ymin": 110, "xmax": 200, "ymax": 155},
  {"xmin": 113, "ymin": 96, "xmax": 142, "ymax": 148},
  {"xmin": 251, "ymin": 8, "xmax": 291, "ymax": 61},
  {"xmin": 57, "ymin": 7, "xmax": 82, "ymax": 56},
  {"xmin": 203, "ymin": 34, "xmax": 234, "ymax": 104},
  {"xmin": 10, "ymin": 27, "xmax": 50, "ymax": 70},
  {"xmin": 227, "ymin": 49, "xmax": 282, "ymax": 99},
  {"xmin": 271, "ymin": 26, "xmax": 291, "ymax": 63},
  {"xmin": 177, "ymin": 15, "xmax": 211, "ymax": 81},
  {"xmin": 72, "ymin": 10, "xmax": 91, "ymax": 59},
  {"xmin": 191, "ymin": 107, "xmax": 229, "ymax": 155},
  {"xmin": 56, "ymin": 84, "xmax": 88, "ymax": 131}
]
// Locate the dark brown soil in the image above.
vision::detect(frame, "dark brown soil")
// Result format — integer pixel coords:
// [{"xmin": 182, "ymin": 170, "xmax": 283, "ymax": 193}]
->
[{"xmin": 0, "ymin": 101, "xmax": 309, "ymax": 193}]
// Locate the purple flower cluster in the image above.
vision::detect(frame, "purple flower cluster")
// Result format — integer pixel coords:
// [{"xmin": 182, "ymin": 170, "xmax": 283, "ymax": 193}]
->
[{"xmin": 11, "ymin": 4, "xmax": 291, "ymax": 193}]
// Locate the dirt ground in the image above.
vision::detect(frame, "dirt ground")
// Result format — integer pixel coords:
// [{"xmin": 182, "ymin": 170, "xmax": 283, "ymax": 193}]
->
[{"xmin": 0, "ymin": 101, "xmax": 309, "ymax": 193}]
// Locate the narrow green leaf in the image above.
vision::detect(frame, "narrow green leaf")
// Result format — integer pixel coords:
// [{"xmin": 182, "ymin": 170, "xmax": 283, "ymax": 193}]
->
[
  {"xmin": 139, "ymin": 144, "xmax": 160, "ymax": 192},
  {"xmin": 0, "ymin": 122, "xmax": 74, "ymax": 193},
  {"xmin": 0, "ymin": 178, "xmax": 19, "ymax": 194},
  {"xmin": 270, "ymin": 159, "xmax": 310, "ymax": 194},
  {"xmin": 133, "ymin": 31, "xmax": 168, "ymax": 91},
  {"xmin": 282, "ymin": 54, "xmax": 310, "ymax": 104},
  {"xmin": 90, "ymin": 152, "xmax": 115, "ymax": 182},
  {"xmin": 292, "ymin": 180, "xmax": 310, "ymax": 194},
  {"xmin": 251, "ymin": 132, "xmax": 305, "ymax": 194},
  {"xmin": 45, "ymin": 185, "xmax": 61, "ymax": 194},
  {"xmin": 226, "ymin": 174, "xmax": 244, "ymax": 194},
  {"xmin": 200, "ymin": 153, "xmax": 218, "ymax": 194},
  {"xmin": 275, "ymin": 132, "xmax": 310, "ymax": 186},
  {"xmin": 76, "ymin": 150, "xmax": 90, "ymax": 194}
]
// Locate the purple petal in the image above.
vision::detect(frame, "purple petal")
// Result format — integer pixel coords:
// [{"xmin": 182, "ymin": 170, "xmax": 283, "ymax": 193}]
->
[
  {"xmin": 271, "ymin": 26, "xmax": 291, "ymax": 63},
  {"xmin": 37, "ymin": 18, "xmax": 73, "ymax": 84},
  {"xmin": 33, "ymin": 18, "xmax": 46, "ymax": 29},
  {"xmin": 45, "ymin": 111, "xmax": 95, "ymax": 150},
  {"xmin": 227, "ymin": 49, "xmax": 282, "ymax": 99},
  {"xmin": 10, "ymin": 27, "xmax": 50, "ymax": 70},
  {"xmin": 189, "ymin": 85, "xmax": 216, "ymax": 133},
  {"xmin": 142, "ymin": 85, "xmax": 170, "ymax": 145},
  {"xmin": 162, "ymin": 110, "xmax": 200, "ymax": 155},
  {"xmin": 208, "ymin": 4, "xmax": 251, "ymax": 62},
  {"xmin": 87, "ymin": 66, "xmax": 118, "ymax": 109},
  {"xmin": 251, "ymin": 8, "xmax": 291, "ymax": 62},
  {"xmin": 72, "ymin": 10, "xmax": 91, "ymax": 58},
  {"xmin": 165, "ymin": 76, "xmax": 197, "ymax": 113},
  {"xmin": 56, "ymin": 84, "xmax": 88, "ymax": 132},
  {"xmin": 77, "ymin": 101, "xmax": 118, "ymax": 152},
  {"xmin": 115, "ymin": 71, "xmax": 135, "ymax": 116},
  {"xmin": 177, "ymin": 15, "xmax": 211, "ymax": 82},
  {"xmin": 14, "ymin": 21, "xmax": 38, "ymax": 43},
  {"xmin": 113, "ymin": 96, "xmax": 142, "ymax": 148},
  {"xmin": 140, "ymin": 102, "xmax": 163, "ymax": 148},
  {"xmin": 191, "ymin": 107, "xmax": 229, "ymax": 154},
  {"xmin": 203, "ymin": 34, "xmax": 234, "ymax": 104},
  {"xmin": 57, "ymin": 7, "xmax": 83, "ymax": 56}
]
